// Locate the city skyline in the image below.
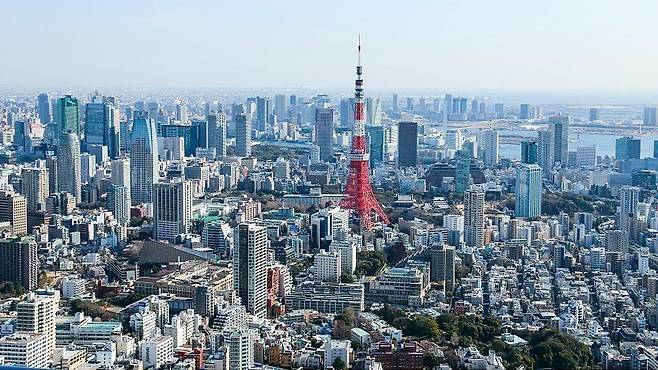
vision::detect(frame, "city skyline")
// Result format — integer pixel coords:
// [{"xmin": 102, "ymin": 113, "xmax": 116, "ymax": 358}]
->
[{"xmin": 4, "ymin": 0, "xmax": 658, "ymax": 100}]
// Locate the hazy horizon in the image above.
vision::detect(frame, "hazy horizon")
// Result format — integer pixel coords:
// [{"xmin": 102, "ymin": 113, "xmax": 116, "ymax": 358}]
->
[{"xmin": 4, "ymin": 0, "xmax": 658, "ymax": 100}]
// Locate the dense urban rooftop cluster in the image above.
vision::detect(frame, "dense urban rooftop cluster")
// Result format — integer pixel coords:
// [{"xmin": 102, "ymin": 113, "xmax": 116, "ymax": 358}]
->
[{"xmin": 1, "ymin": 61, "xmax": 658, "ymax": 370}]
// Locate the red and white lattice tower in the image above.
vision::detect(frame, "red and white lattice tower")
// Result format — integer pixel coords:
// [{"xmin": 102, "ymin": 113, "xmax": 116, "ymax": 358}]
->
[{"xmin": 340, "ymin": 37, "xmax": 389, "ymax": 229}]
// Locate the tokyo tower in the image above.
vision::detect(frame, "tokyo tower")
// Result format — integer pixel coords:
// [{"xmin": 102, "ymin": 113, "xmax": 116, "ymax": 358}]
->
[{"xmin": 340, "ymin": 37, "xmax": 389, "ymax": 229}]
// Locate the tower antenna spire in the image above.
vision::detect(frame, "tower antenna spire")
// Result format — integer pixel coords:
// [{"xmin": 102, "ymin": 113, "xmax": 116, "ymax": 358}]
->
[{"xmin": 358, "ymin": 34, "xmax": 362, "ymax": 66}]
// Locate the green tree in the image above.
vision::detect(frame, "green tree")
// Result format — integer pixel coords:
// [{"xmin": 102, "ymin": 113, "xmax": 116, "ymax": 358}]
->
[
  {"xmin": 332, "ymin": 357, "xmax": 346, "ymax": 370},
  {"xmin": 340, "ymin": 273, "xmax": 356, "ymax": 283}
]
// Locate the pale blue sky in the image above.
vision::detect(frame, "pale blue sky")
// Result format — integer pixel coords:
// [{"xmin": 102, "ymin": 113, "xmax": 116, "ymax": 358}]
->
[{"xmin": 3, "ymin": 0, "xmax": 658, "ymax": 94}]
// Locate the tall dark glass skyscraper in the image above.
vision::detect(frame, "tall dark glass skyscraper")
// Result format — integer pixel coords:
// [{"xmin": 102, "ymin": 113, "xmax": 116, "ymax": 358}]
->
[
  {"xmin": 615, "ymin": 136, "xmax": 641, "ymax": 161},
  {"xmin": 130, "ymin": 111, "xmax": 159, "ymax": 204},
  {"xmin": 85, "ymin": 97, "xmax": 119, "ymax": 158},
  {"xmin": 54, "ymin": 95, "xmax": 80, "ymax": 137},
  {"xmin": 37, "ymin": 93, "xmax": 51, "ymax": 124},
  {"xmin": 315, "ymin": 108, "xmax": 334, "ymax": 162},
  {"xmin": 521, "ymin": 140, "xmax": 538, "ymax": 164},
  {"xmin": 397, "ymin": 121, "xmax": 418, "ymax": 167}
]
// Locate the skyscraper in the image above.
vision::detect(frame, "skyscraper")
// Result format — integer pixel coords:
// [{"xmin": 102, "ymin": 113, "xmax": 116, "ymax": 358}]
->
[
  {"xmin": 430, "ymin": 245, "xmax": 456, "ymax": 293},
  {"xmin": 315, "ymin": 108, "xmax": 334, "ymax": 162},
  {"xmin": 175, "ymin": 104, "xmax": 188, "ymax": 124},
  {"xmin": 54, "ymin": 95, "xmax": 80, "ymax": 138},
  {"xmin": 644, "ymin": 107, "xmax": 657, "ymax": 126},
  {"xmin": 57, "ymin": 133, "xmax": 82, "ymax": 203},
  {"xmin": 37, "ymin": 93, "xmax": 51, "ymax": 124},
  {"xmin": 392, "ymin": 94, "xmax": 399, "ymax": 113},
  {"xmin": 207, "ymin": 112, "xmax": 227, "ymax": 158},
  {"xmin": 589, "ymin": 107, "xmax": 600, "ymax": 121},
  {"xmin": 21, "ymin": 166, "xmax": 49, "ymax": 213},
  {"xmin": 397, "ymin": 121, "xmax": 418, "ymax": 167},
  {"xmin": 0, "ymin": 236, "xmax": 37, "ymax": 291},
  {"xmin": 521, "ymin": 140, "xmax": 538, "ymax": 164},
  {"xmin": 235, "ymin": 114, "xmax": 251, "ymax": 158},
  {"xmin": 0, "ymin": 191, "xmax": 27, "ymax": 235},
  {"xmin": 618, "ymin": 185, "xmax": 640, "ymax": 234},
  {"xmin": 340, "ymin": 99, "xmax": 355, "ymax": 128},
  {"xmin": 519, "ymin": 104, "xmax": 531, "ymax": 119},
  {"xmin": 483, "ymin": 128, "xmax": 499, "ymax": 167},
  {"xmin": 366, "ymin": 125, "xmax": 386, "ymax": 166},
  {"xmin": 274, "ymin": 94, "xmax": 288, "ymax": 121},
  {"xmin": 85, "ymin": 97, "xmax": 119, "ymax": 158},
  {"xmin": 615, "ymin": 136, "xmax": 641, "ymax": 161},
  {"xmin": 107, "ymin": 185, "xmax": 130, "ymax": 225},
  {"xmin": 537, "ymin": 130, "xmax": 554, "ymax": 175},
  {"xmin": 130, "ymin": 111, "xmax": 159, "ymax": 204},
  {"xmin": 454, "ymin": 149, "xmax": 471, "ymax": 193},
  {"xmin": 234, "ymin": 223, "xmax": 267, "ymax": 318},
  {"xmin": 549, "ymin": 116, "xmax": 570, "ymax": 165},
  {"xmin": 464, "ymin": 188, "xmax": 485, "ymax": 248},
  {"xmin": 365, "ymin": 97, "xmax": 382, "ymax": 125},
  {"xmin": 153, "ymin": 179, "xmax": 193, "ymax": 242},
  {"xmin": 515, "ymin": 164, "xmax": 542, "ymax": 218},
  {"xmin": 654, "ymin": 140, "xmax": 658, "ymax": 159},
  {"xmin": 255, "ymin": 97, "xmax": 271, "ymax": 131},
  {"xmin": 17, "ymin": 291, "xmax": 59, "ymax": 358}
]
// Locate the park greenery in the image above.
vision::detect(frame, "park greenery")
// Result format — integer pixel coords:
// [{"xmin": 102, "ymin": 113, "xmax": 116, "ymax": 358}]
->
[{"xmin": 373, "ymin": 304, "xmax": 594, "ymax": 370}]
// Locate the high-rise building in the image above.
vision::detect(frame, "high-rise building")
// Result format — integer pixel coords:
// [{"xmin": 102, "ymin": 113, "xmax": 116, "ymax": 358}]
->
[
  {"xmin": 537, "ymin": 130, "xmax": 554, "ymax": 175},
  {"xmin": 207, "ymin": 112, "xmax": 227, "ymax": 158},
  {"xmin": 17, "ymin": 290, "xmax": 59, "ymax": 358},
  {"xmin": 175, "ymin": 104, "xmax": 188, "ymax": 124},
  {"xmin": 235, "ymin": 114, "xmax": 251, "ymax": 158},
  {"xmin": 397, "ymin": 121, "xmax": 418, "ymax": 167},
  {"xmin": 519, "ymin": 104, "xmax": 531, "ymax": 119},
  {"xmin": 615, "ymin": 136, "xmax": 641, "ymax": 161},
  {"xmin": 153, "ymin": 179, "xmax": 193, "ymax": 242},
  {"xmin": 483, "ymin": 128, "xmax": 499, "ymax": 167},
  {"xmin": 315, "ymin": 108, "xmax": 335, "ymax": 162},
  {"xmin": 37, "ymin": 93, "xmax": 51, "ymax": 124},
  {"xmin": 0, "ymin": 332, "xmax": 49, "ymax": 368},
  {"xmin": 85, "ymin": 98, "xmax": 119, "ymax": 157},
  {"xmin": 406, "ymin": 97, "xmax": 414, "ymax": 111},
  {"xmin": 365, "ymin": 97, "xmax": 382, "ymax": 125},
  {"xmin": 111, "ymin": 157, "xmax": 131, "ymax": 188},
  {"xmin": 576, "ymin": 146, "xmax": 597, "ymax": 168},
  {"xmin": 366, "ymin": 125, "xmax": 386, "ymax": 166},
  {"xmin": 0, "ymin": 236, "xmax": 37, "ymax": 291},
  {"xmin": 515, "ymin": 164, "xmax": 542, "ymax": 218},
  {"xmin": 0, "ymin": 191, "xmax": 27, "ymax": 236},
  {"xmin": 340, "ymin": 98, "xmax": 355, "ymax": 128},
  {"xmin": 329, "ymin": 239, "xmax": 357, "ymax": 275},
  {"xmin": 464, "ymin": 188, "xmax": 485, "ymax": 248},
  {"xmin": 654, "ymin": 140, "xmax": 658, "ymax": 158},
  {"xmin": 274, "ymin": 94, "xmax": 288, "ymax": 121},
  {"xmin": 234, "ymin": 223, "xmax": 267, "ymax": 318},
  {"xmin": 644, "ymin": 107, "xmax": 657, "ymax": 126},
  {"xmin": 224, "ymin": 329, "xmax": 254, "ymax": 370},
  {"xmin": 13, "ymin": 120, "xmax": 26, "ymax": 149},
  {"xmin": 553, "ymin": 245, "xmax": 566, "ymax": 269},
  {"xmin": 392, "ymin": 94, "xmax": 399, "ymax": 113},
  {"xmin": 107, "ymin": 185, "xmax": 130, "ymax": 225},
  {"xmin": 57, "ymin": 133, "xmax": 82, "ymax": 203},
  {"xmin": 454, "ymin": 149, "xmax": 471, "ymax": 193},
  {"xmin": 21, "ymin": 166, "xmax": 49, "ymax": 213},
  {"xmin": 549, "ymin": 116, "xmax": 570, "ymax": 165},
  {"xmin": 54, "ymin": 95, "xmax": 80, "ymax": 138},
  {"xmin": 589, "ymin": 107, "xmax": 600, "ymax": 121},
  {"xmin": 521, "ymin": 140, "xmax": 538, "ymax": 164},
  {"xmin": 130, "ymin": 111, "xmax": 159, "ymax": 204},
  {"xmin": 255, "ymin": 97, "xmax": 271, "ymax": 131},
  {"xmin": 314, "ymin": 250, "xmax": 341, "ymax": 282},
  {"xmin": 618, "ymin": 186, "xmax": 640, "ymax": 233},
  {"xmin": 430, "ymin": 245, "xmax": 456, "ymax": 293}
]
